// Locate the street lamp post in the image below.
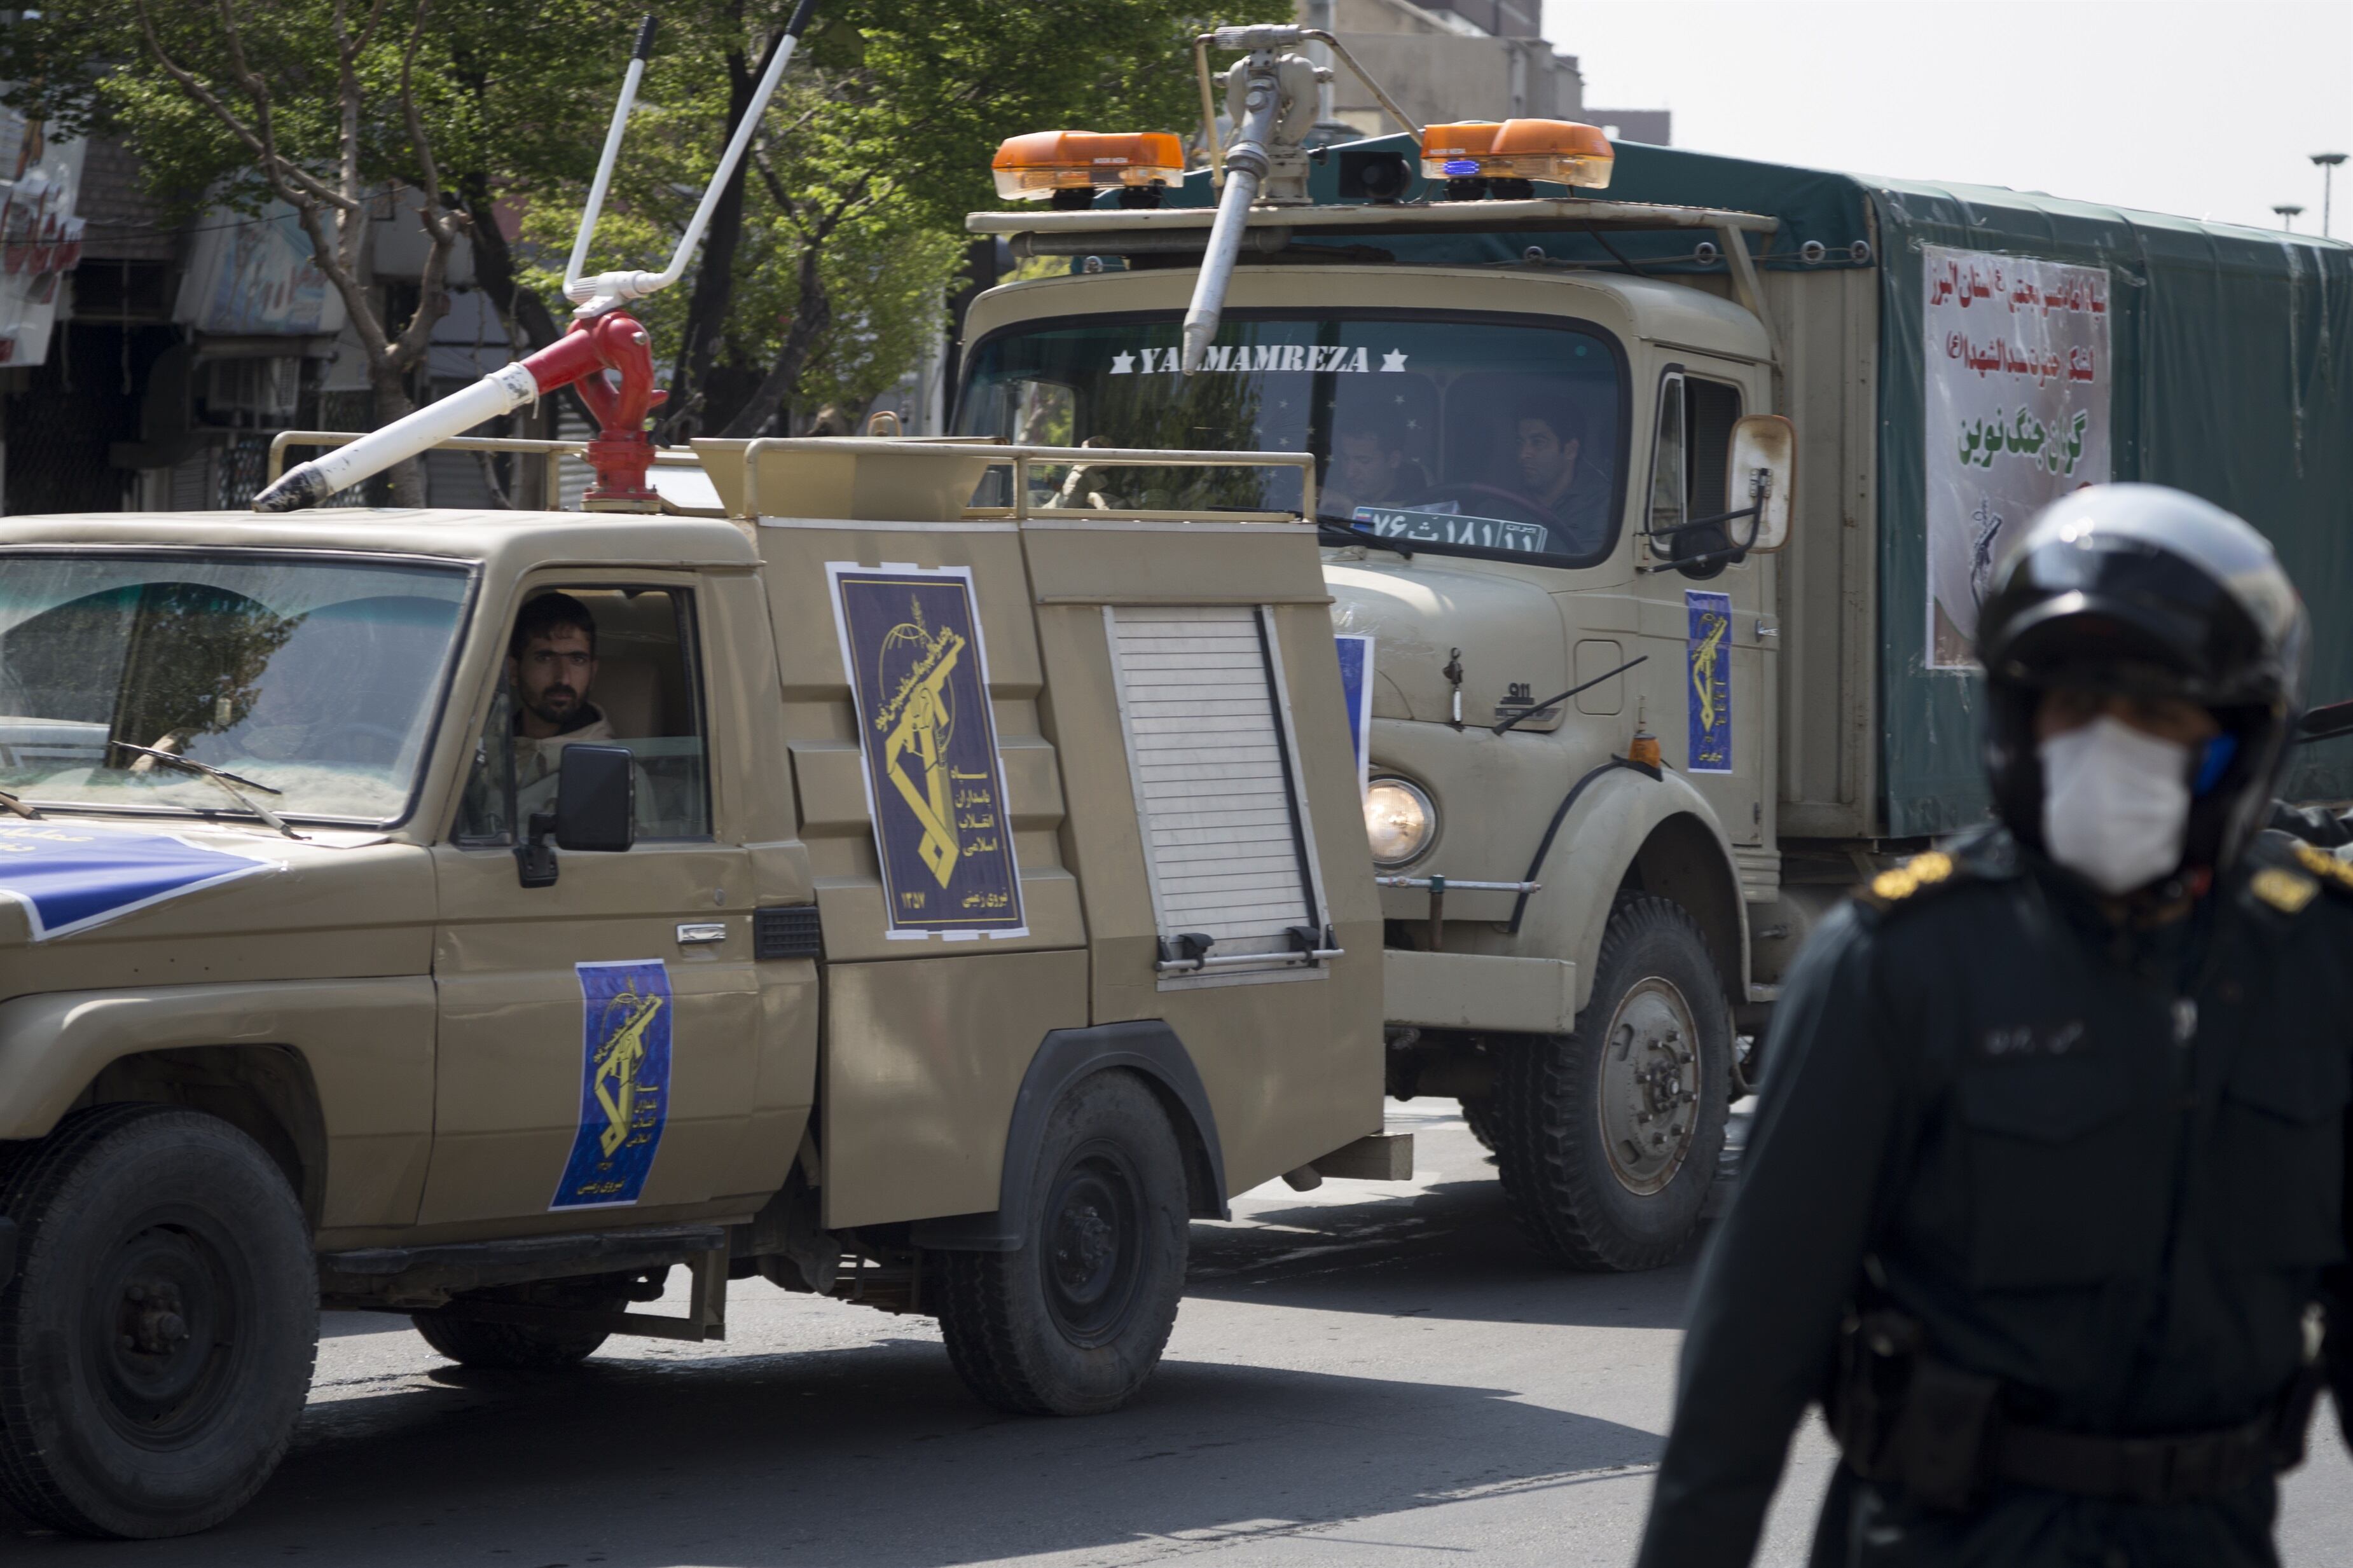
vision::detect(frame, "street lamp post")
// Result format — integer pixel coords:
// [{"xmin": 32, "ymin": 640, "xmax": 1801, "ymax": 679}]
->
[
  {"xmin": 2275, "ymin": 203, "xmax": 2305, "ymax": 232},
  {"xmin": 2316, "ymin": 153, "xmax": 2348, "ymax": 240}
]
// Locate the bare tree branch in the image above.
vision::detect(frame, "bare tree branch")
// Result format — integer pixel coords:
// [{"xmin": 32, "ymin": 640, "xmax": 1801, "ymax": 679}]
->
[{"xmin": 131, "ymin": 0, "xmax": 356, "ymax": 212}]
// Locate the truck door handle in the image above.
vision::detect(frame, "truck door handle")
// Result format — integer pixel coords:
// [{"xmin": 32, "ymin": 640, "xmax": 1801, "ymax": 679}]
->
[{"xmin": 676, "ymin": 922, "xmax": 728, "ymax": 946}]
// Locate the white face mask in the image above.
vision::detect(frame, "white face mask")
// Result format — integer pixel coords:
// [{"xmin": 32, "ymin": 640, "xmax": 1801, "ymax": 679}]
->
[{"xmin": 2038, "ymin": 715, "xmax": 2193, "ymax": 896}]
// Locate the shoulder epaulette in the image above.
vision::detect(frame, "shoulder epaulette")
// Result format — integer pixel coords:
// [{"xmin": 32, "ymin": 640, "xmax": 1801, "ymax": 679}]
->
[
  {"xmin": 1855, "ymin": 849, "xmax": 1965, "ymax": 914},
  {"xmin": 2270, "ymin": 840, "xmax": 2353, "ymax": 908}
]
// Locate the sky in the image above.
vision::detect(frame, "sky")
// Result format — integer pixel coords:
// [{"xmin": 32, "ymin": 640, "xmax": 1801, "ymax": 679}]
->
[{"xmin": 1544, "ymin": 0, "xmax": 2353, "ymax": 237}]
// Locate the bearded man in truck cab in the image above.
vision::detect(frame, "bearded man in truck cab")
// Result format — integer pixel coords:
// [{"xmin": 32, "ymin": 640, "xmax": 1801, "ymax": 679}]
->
[
  {"xmin": 1514, "ymin": 399, "xmax": 1609, "ymax": 556},
  {"xmin": 508, "ymin": 591, "xmax": 621, "ymax": 814},
  {"xmin": 1636, "ymin": 485, "xmax": 2353, "ymax": 1568}
]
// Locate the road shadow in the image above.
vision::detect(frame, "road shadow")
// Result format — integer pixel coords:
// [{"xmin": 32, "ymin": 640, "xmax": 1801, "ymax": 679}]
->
[
  {"xmin": 1189, "ymin": 1173, "xmax": 1706, "ymax": 1335},
  {"xmin": 4, "ymin": 1337, "xmax": 1664, "ymax": 1565}
]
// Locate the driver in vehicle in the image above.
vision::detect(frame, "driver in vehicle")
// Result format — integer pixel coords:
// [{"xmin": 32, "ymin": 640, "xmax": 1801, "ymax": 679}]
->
[
  {"xmin": 508, "ymin": 592, "xmax": 619, "ymax": 813},
  {"xmin": 1327, "ymin": 409, "xmax": 1428, "ymax": 518},
  {"xmin": 1515, "ymin": 400, "xmax": 1610, "ymax": 556}
]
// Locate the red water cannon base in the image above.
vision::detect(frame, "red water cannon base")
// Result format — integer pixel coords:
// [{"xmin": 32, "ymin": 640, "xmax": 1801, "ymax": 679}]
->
[{"xmin": 518, "ymin": 311, "xmax": 669, "ymax": 510}]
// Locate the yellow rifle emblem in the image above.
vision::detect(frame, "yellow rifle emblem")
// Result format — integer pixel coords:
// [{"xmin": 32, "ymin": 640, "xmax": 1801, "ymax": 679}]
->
[
  {"xmin": 1690, "ymin": 613, "xmax": 1729, "ymax": 735},
  {"xmin": 875, "ymin": 600, "xmax": 970, "ymax": 888},
  {"xmin": 592, "ymin": 988, "xmax": 665, "ymax": 1159}
]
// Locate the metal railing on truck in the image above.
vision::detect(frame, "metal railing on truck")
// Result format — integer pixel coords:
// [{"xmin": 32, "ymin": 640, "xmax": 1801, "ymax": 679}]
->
[{"xmin": 270, "ymin": 430, "xmax": 1319, "ymax": 526}]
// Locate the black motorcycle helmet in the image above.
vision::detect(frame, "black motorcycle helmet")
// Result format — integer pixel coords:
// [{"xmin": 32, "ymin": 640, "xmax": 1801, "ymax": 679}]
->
[{"xmin": 1975, "ymin": 483, "xmax": 2308, "ymax": 876}]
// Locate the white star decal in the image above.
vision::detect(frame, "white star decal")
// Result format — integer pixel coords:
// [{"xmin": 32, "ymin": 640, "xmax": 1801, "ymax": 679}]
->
[
  {"xmin": 1380, "ymin": 349, "xmax": 1408, "ymax": 373},
  {"xmin": 1110, "ymin": 352, "xmax": 1135, "ymax": 375}
]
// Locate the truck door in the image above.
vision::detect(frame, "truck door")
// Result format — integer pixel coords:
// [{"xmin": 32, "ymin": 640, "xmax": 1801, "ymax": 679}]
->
[
  {"xmin": 418, "ymin": 572, "xmax": 761, "ymax": 1226},
  {"xmin": 1635, "ymin": 364, "xmax": 1767, "ymax": 845}
]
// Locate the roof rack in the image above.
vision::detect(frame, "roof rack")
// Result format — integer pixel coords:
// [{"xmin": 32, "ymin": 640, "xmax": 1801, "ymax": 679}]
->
[{"xmin": 265, "ymin": 430, "xmax": 1317, "ymax": 526}]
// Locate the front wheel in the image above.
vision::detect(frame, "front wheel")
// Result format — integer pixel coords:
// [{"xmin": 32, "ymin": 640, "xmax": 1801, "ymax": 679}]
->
[
  {"xmin": 1491, "ymin": 895, "xmax": 1731, "ymax": 1270},
  {"xmin": 0, "ymin": 1104, "xmax": 317, "ymax": 1539},
  {"xmin": 933, "ymin": 1070, "xmax": 1189, "ymax": 1416}
]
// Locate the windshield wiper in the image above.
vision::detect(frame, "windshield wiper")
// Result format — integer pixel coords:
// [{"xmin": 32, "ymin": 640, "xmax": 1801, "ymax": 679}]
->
[
  {"xmin": 111, "ymin": 741, "xmax": 300, "ymax": 839},
  {"xmin": 1315, "ymin": 514, "xmax": 1415, "ymax": 559},
  {"xmin": 0, "ymin": 785, "xmax": 42, "ymax": 820}
]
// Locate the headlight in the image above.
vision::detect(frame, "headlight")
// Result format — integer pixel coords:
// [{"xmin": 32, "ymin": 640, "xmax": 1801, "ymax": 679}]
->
[{"xmin": 1364, "ymin": 777, "xmax": 1435, "ymax": 867}]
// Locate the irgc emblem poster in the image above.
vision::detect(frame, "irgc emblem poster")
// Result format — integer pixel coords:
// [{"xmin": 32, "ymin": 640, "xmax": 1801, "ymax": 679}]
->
[
  {"xmin": 828, "ymin": 563, "xmax": 1026, "ymax": 939},
  {"xmin": 551, "ymin": 959, "xmax": 672, "ymax": 1211},
  {"xmin": 1686, "ymin": 590, "xmax": 1733, "ymax": 774},
  {"xmin": 1924, "ymin": 244, "xmax": 2111, "ymax": 669}
]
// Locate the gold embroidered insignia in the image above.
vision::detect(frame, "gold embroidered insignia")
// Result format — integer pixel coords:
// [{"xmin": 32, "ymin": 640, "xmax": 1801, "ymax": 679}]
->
[
  {"xmin": 2290, "ymin": 841, "xmax": 2353, "ymax": 894},
  {"xmin": 1867, "ymin": 850, "xmax": 1955, "ymax": 905},
  {"xmin": 2251, "ymin": 866, "xmax": 2319, "ymax": 914}
]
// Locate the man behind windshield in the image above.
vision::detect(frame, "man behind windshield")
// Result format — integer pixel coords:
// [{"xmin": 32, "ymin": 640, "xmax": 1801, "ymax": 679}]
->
[
  {"xmin": 1326, "ymin": 409, "xmax": 1428, "ymax": 518},
  {"xmin": 509, "ymin": 592, "xmax": 619, "ymax": 815},
  {"xmin": 1515, "ymin": 399, "xmax": 1610, "ymax": 556}
]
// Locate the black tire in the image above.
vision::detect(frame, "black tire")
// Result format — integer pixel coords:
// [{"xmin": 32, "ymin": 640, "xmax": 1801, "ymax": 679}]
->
[
  {"xmin": 1491, "ymin": 895, "xmax": 1732, "ymax": 1271},
  {"xmin": 0, "ymin": 1104, "xmax": 317, "ymax": 1539},
  {"xmin": 933, "ymin": 1070, "xmax": 1189, "ymax": 1416},
  {"xmin": 1460, "ymin": 1096, "xmax": 1499, "ymax": 1152}
]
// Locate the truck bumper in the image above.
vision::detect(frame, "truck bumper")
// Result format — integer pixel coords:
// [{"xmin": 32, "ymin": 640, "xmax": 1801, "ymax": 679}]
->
[{"xmin": 1383, "ymin": 949, "xmax": 1579, "ymax": 1036}]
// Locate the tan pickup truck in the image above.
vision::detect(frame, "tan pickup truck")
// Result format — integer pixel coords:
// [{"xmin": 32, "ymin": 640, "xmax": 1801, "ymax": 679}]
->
[{"xmin": 0, "ymin": 437, "xmax": 1395, "ymax": 1538}]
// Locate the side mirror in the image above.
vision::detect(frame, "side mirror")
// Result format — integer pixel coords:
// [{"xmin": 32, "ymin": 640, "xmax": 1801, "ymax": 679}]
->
[
  {"xmin": 1725, "ymin": 415, "xmax": 1795, "ymax": 553},
  {"xmin": 514, "ymin": 745, "xmax": 635, "ymax": 888}
]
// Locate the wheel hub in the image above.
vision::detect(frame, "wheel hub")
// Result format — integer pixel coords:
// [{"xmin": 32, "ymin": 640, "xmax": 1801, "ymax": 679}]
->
[
  {"xmin": 88, "ymin": 1220, "xmax": 244, "ymax": 1445},
  {"xmin": 1596, "ymin": 977, "xmax": 1702, "ymax": 1195},
  {"xmin": 1040, "ymin": 1145, "xmax": 1143, "ymax": 1347}
]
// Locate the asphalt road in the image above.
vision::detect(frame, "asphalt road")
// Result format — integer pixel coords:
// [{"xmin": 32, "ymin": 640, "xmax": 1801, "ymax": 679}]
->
[{"xmin": 8, "ymin": 1101, "xmax": 2351, "ymax": 1565}]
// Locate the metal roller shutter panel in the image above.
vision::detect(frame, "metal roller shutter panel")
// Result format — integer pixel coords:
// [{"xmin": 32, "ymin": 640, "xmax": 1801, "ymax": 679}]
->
[{"xmin": 1111, "ymin": 605, "xmax": 1319, "ymax": 958}]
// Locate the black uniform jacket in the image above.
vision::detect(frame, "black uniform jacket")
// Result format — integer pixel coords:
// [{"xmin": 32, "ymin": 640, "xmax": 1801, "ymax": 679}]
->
[{"xmin": 1636, "ymin": 827, "xmax": 2353, "ymax": 1568}]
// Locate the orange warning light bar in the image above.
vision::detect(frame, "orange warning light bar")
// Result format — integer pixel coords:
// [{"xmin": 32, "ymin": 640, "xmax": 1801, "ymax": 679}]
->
[
  {"xmin": 991, "ymin": 130, "xmax": 1187, "ymax": 200},
  {"xmin": 1418, "ymin": 119, "xmax": 1615, "ymax": 189}
]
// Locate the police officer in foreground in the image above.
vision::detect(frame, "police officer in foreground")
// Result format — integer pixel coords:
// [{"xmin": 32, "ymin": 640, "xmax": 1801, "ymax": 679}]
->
[{"xmin": 1636, "ymin": 485, "xmax": 2353, "ymax": 1567}]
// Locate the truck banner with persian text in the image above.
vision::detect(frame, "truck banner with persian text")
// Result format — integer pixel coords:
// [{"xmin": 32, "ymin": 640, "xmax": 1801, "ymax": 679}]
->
[
  {"xmin": 1922, "ymin": 244, "xmax": 2111, "ymax": 670},
  {"xmin": 827, "ymin": 563, "xmax": 1026, "ymax": 939}
]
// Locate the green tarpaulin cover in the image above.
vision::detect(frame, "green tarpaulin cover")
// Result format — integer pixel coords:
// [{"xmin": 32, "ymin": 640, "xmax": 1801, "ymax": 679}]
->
[{"xmin": 1159, "ymin": 140, "xmax": 2353, "ymax": 828}]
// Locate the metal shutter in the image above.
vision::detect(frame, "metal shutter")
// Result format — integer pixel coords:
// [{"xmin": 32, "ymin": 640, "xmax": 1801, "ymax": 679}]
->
[{"xmin": 1108, "ymin": 605, "xmax": 1320, "ymax": 961}]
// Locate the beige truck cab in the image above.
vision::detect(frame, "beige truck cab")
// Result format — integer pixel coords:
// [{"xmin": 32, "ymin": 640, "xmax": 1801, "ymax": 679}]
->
[
  {"xmin": 958, "ymin": 252, "xmax": 1791, "ymax": 1274},
  {"xmin": 0, "ymin": 439, "xmax": 1389, "ymax": 1537}
]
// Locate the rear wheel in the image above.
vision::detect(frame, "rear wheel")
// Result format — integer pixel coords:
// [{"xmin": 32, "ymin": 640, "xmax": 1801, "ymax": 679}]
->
[
  {"xmin": 1491, "ymin": 896, "xmax": 1731, "ymax": 1270},
  {"xmin": 0, "ymin": 1105, "xmax": 317, "ymax": 1539},
  {"xmin": 934, "ymin": 1070, "xmax": 1189, "ymax": 1415}
]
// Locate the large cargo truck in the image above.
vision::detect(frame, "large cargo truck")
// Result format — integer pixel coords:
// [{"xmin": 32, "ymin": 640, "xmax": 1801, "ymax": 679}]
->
[{"xmin": 957, "ymin": 27, "xmax": 2353, "ymax": 1271}]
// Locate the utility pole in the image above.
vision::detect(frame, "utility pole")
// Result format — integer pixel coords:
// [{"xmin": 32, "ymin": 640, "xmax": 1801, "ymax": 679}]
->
[
  {"xmin": 2315, "ymin": 153, "xmax": 2347, "ymax": 240},
  {"xmin": 2274, "ymin": 203, "xmax": 2304, "ymax": 232}
]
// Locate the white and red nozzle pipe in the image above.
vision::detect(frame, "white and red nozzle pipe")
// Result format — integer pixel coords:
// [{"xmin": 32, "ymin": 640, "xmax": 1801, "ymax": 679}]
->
[
  {"xmin": 254, "ymin": 0, "xmax": 819, "ymax": 514},
  {"xmin": 252, "ymin": 312, "xmax": 668, "ymax": 512}
]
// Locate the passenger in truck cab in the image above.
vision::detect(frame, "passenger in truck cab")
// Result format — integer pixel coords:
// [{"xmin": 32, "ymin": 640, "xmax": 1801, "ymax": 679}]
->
[
  {"xmin": 1327, "ymin": 408, "xmax": 1428, "ymax": 518},
  {"xmin": 1514, "ymin": 398, "xmax": 1610, "ymax": 556},
  {"xmin": 507, "ymin": 591, "xmax": 621, "ymax": 815}
]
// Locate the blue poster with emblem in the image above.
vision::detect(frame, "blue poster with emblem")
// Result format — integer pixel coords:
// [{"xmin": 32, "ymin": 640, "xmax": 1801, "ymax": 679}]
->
[
  {"xmin": 1686, "ymin": 590, "xmax": 1734, "ymax": 774},
  {"xmin": 550, "ymin": 959, "xmax": 673, "ymax": 1211},
  {"xmin": 0, "ymin": 822, "xmax": 279, "ymax": 940},
  {"xmin": 1334, "ymin": 634, "xmax": 1373, "ymax": 795},
  {"xmin": 826, "ymin": 563, "xmax": 1026, "ymax": 939}
]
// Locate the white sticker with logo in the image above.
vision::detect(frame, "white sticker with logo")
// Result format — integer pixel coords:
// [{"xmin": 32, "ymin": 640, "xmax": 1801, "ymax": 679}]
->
[{"xmin": 1110, "ymin": 346, "xmax": 1409, "ymax": 375}]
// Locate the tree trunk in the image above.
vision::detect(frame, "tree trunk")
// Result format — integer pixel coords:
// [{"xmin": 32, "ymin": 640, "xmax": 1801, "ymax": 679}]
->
[
  {"xmin": 460, "ymin": 178, "xmax": 563, "ymax": 353},
  {"xmin": 369, "ymin": 364, "xmax": 427, "ymax": 508},
  {"xmin": 718, "ymin": 244, "xmax": 831, "ymax": 440},
  {"xmin": 663, "ymin": 29, "xmax": 782, "ymax": 441}
]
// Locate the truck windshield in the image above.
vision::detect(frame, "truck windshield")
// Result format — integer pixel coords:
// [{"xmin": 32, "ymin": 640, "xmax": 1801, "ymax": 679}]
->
[
  {"xmin": 0, "ymin": 553, "xmax": 471, "ymax": 825},
  {"xmin": 957, "ymin": 313, "xmax": 1625, "ymax": 567}
]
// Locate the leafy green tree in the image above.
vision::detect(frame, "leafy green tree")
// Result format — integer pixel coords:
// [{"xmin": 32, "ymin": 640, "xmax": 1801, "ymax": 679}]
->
[
  {"xmin": 1, "ymin": 0, "xmax": 633, "ymax": 503},
  {"xmin": 531, "ymin": 0, "xmax": 1287, "ymax": 440},
  {"xmin": 5, "ymin": 0, "xmax": 1284, "ymax": 486}
]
